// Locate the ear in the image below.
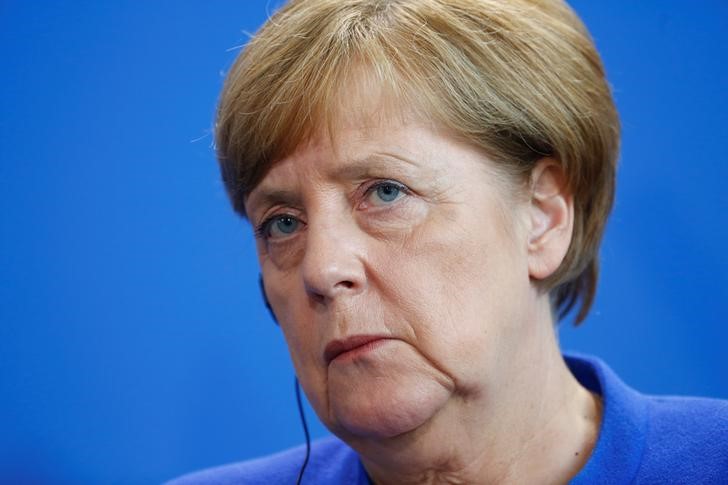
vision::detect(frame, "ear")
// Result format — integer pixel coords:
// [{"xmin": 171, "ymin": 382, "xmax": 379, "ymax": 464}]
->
[{"xmin": 527, "ymin": 158, "xmax": 574, "ymax": 281}]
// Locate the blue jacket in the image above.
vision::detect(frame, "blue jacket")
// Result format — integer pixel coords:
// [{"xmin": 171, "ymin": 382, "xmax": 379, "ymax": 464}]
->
[{"xmin": 169, "ymin": 354, "xmax": 728, "ymax": 484}]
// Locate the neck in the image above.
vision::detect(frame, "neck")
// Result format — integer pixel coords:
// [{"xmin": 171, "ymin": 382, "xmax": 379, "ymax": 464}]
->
[{"xmin": 355, "ymin": 299, "xmax": 602, "ymax": 485}]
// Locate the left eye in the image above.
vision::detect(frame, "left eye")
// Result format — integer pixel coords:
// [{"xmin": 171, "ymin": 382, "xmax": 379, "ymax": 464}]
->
[
  {"xmin": 258, "ymin": 214, "xmax": 302, "ymax": 240},
  {"xmin": 366, "ymin": 182, "xmax": 406, "ymax": 206}
]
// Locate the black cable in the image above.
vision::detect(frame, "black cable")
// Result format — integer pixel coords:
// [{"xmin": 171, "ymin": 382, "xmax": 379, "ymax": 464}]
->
[
  {"xmin": 259, "ymin": 275, "xmax": 277, "ymax": 326},
  {"xmin": 259, "ymin": 276, "xmax": 309, "ymax": 483},
  {"xmin": 294, "ymin": 377, "xmax": 311, "ymax": 485}
]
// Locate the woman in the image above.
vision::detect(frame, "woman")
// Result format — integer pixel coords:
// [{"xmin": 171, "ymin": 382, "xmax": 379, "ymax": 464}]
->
[{"xmin": 172, "ymin": 0, "xmax": 728, "ymax": 483}]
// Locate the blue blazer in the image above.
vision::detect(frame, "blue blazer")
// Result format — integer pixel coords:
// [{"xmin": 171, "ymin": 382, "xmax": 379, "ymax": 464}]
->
[{"xmin": 168, "ymin": 354, "xmax": 728, "ymax": 484}]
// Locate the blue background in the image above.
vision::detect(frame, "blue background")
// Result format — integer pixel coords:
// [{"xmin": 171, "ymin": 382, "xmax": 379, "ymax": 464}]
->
[{"xmin": 1, "ymin": 1, "xmax": 726, "ymax": 483}]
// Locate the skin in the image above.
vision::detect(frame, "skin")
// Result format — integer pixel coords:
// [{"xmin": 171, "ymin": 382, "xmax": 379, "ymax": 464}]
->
[{"xmin": 245, "ymin": 110, "xmax": 602, "ymax": 484}]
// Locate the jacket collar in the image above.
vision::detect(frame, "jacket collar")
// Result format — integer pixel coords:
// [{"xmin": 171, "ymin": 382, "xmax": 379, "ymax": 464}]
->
[{"xmin": 566, "ymin": 353, "xmax": 648, "ymax": 484}]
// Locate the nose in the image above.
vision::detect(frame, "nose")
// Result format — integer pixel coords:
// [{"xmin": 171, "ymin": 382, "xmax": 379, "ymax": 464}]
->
[{"xmin": 301, "ymin": 216, "xmax": 367, "ymax": 304}]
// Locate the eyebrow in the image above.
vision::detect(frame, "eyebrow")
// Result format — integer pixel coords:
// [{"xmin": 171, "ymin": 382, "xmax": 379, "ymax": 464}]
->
[
  {"xmin": 331, "ymin": 153, "xmax": 420, "ymax": 180},
  {"xmin": 245, "ymin": 188, "xmax": 303, "ymax": 220}
]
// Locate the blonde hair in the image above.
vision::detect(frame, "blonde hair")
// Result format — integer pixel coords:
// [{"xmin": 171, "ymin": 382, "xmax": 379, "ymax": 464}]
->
[{"xmin": 216, "ymin": 0, "xmax": 620, "ymax": 324}]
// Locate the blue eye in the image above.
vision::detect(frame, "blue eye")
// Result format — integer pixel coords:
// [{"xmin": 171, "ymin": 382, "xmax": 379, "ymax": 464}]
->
[
  {"xmin": 260, "ymin": 215, "xmax": 301, "ymax": 239},
  {"xmin": 369, "ymin": 182, "xmax": 405, "ymax": 206}
]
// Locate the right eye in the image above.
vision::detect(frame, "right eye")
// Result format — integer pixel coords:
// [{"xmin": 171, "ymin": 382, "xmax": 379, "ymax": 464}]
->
[{"xmin": 258, "ymin": 214, "xmax": 303, "ymax": 240}]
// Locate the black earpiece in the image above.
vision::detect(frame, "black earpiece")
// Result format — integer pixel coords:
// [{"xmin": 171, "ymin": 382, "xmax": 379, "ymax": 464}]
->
[{"xmin": 258, "ymin": 274, "xmax": 278, "ymax": 325}]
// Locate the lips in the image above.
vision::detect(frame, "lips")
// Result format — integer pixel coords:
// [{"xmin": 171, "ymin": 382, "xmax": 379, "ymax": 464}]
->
[{"xmin": 324, "ymin": 335, "xmax": 390, "ymax": 364}]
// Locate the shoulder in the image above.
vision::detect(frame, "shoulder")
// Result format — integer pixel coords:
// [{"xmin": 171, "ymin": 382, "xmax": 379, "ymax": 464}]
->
[
  {"xmin": 166, "ymin": 436, "xmax": 365, "ymax": 485},
  {"xmin": 636, "ymin": 394, "xmax": 728, "ymax": 483},
  {"xmin": 564, "ymin": 353, "xmax": 728, "ymax": 484}
]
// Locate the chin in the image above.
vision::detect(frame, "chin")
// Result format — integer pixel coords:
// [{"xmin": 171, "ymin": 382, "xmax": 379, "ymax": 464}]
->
[{"xmin": 327, "ymin": 372, "xmax": 452, "ymax": 439}]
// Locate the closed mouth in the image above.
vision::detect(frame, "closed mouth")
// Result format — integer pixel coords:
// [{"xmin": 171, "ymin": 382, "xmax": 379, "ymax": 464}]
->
[{"xmin": 324, "ymin": 335, "xmax": 391, "ymax": 364}]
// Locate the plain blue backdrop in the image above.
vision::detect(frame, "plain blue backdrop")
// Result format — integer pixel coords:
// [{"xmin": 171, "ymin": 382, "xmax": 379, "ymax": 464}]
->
[{"xmin": 1, "ymin": 1, "xmax": 726, "ymax": 483}]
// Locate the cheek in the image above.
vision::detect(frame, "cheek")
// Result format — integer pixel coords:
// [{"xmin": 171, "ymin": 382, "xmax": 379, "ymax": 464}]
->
[
  {"xmin": 394, "ymin": 202, "xmax": 523, "ymax": 304},
  {"xmin": 260, "ymin": 266, "xmax": 328, "ymax": 403},
  {"xmin": 375, "ymin": 202, "xmax": 530, "ymax": 383},
  {"xmin": 277, "ymin": 316, "xmax": 332, "ymax": 417}
]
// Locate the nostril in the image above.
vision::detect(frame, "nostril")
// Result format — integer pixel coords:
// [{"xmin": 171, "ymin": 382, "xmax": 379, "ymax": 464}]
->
[{"xmin": 306, "ymin": 279, "xmax": 357, "ymax": 304}]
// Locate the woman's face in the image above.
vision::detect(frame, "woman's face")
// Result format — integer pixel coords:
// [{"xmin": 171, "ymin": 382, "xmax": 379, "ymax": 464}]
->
[{"xmin": 245, "ymin": 116, "xmax": 539, "ymax": 442}]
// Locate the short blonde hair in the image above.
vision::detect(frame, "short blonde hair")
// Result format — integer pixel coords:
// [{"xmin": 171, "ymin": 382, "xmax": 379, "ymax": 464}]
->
[{"xmin": 216, "ymin": 0, "xmax": 620, "ymax": 324}]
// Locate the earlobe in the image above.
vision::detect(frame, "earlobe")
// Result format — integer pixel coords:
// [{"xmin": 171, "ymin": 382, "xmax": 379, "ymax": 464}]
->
[{"xmin": 527, "ymin": 159, "xmax": 574, "ymax": 280}]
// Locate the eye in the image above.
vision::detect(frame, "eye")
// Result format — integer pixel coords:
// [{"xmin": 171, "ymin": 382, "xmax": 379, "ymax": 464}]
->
[
  {"xmin": 366, "ymin": 181, "xmax": 407, "ymax": 207},
  {"xmin": 257, "ymin": 214, "xmax": 302, "ymax": 240}
]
